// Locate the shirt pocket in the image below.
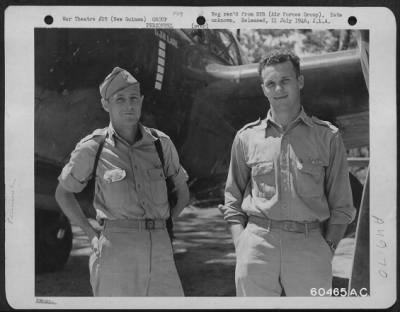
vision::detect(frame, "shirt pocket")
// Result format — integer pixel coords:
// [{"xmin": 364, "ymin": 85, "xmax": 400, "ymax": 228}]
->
[
  {"xmin": 251, "ymin": 161, "xmax": 276, "ymax": 199},
  {"xmin": 101, "ymin": 170, "xmax": 130, "ymax": 209},
  {"xmin": 148, "ymin": 168, "xmax": 168, "ymax": 205},
  {"xmin": 295, "ymin": 161, "xmax": 324, "ymax": 198}
]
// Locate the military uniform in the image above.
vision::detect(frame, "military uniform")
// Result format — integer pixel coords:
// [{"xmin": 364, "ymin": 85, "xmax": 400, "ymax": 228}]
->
[
  {"xmin": 220, "ymin": 108, "xmax": 356, "ymax": 296},
  {"xmin": 58, "ymin": 122, "xmax": 188, "ymax": 296}
]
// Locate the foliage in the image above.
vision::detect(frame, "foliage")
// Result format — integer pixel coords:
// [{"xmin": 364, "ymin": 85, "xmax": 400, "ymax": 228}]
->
[{"xmin": 238, "ymin": 29, "xmax": 359, "ymax": 63}]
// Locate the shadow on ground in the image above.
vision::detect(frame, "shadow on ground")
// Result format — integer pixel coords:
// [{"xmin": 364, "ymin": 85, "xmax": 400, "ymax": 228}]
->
[
  {"xmin": 35, "ymin": 205, "xmax": 354, "ymax": 297},
  {"xmin": 35, "ymin": 205, "xmax": 236, "ymax": 296},
  {"xmin": 173, "ymin": 206, "xmax": 236, "ymax": 296}
]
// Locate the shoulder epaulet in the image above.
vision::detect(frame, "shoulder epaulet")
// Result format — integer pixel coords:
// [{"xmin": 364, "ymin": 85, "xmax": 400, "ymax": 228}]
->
[
  {"xmin": 146, "ymin": 127, "xmax": 170, "ymax": 140},
  {"xmin": 78, "ymin": 127, "xmax": 108, "ymax": 145},
  {"xmin": 238, "ymin": 118, "xmax": 262, "ymax": 133},
  {"xmin": 311, "ymin": 116, "xmax": 338, "ymax": 133}
]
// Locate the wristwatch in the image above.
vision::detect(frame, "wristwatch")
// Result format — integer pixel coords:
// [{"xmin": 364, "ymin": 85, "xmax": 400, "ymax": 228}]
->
[{"xmin": 325, "ymin": 239, "xmax": 337, "ymax": 253}]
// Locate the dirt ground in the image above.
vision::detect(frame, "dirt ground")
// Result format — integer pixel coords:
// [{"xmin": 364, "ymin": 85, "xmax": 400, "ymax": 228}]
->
[
  {"xmin": 35, "ymin": 204, "xmax": 354, "ymax": 297},
  {"xmin": 35, "ymin": 205, "xmax": 236, "ymax": 297}
]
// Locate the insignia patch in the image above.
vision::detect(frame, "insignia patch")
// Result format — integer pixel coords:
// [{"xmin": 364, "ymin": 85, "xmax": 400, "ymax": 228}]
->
[{"xmin": 103, "ymin": 168, "xmax": 126, "ymax": 183}]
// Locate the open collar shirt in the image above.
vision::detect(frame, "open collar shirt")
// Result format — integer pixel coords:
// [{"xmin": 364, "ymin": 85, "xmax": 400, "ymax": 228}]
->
[
  {"xmin": 58, "ymin": 123, "xmax": 188, "ymax": 220},
  {"xmin": 221, "ymin": 108, "xmax": 356, "ymax": 225}
]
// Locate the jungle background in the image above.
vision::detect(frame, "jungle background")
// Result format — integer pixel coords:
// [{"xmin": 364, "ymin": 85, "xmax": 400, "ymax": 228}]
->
[{"xmin": 240, "ymin": 29, "xmax": 358, "ymax": 61}]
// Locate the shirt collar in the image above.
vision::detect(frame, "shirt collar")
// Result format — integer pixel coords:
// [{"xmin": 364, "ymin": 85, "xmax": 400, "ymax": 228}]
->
[
  {"xmin": 298, "ymin": 108, "xmax": 314, "ymax": 127},
  {"xmin": 107, "ymin": 122, "xmax": 156, "ymax": 147},
  {"xmin": 140, "ymin": 124, "xmax": 158, "ymax": 144},
  {"xmin": 265, "ymin": 110, "xmax": 274, "ymax": 127},
  {"xmin": 265, "ymin": 106, "xmax": 313, "ymax": 129}
]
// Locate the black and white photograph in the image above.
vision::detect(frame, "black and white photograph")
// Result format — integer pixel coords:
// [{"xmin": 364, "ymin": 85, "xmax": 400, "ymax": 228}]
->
[{"xmin": 4, "ymin": 5, "xmax": 397, "ymax": 309}]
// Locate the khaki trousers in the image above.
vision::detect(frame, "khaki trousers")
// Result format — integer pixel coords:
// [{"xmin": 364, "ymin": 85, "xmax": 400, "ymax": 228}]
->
[
  {"xmin": 235, "ymin": 222, "xmax": 333, "ymax": 296},
  {"xmin": 89, "ymin": 221, "xmax": 184, "ymax": 296}
]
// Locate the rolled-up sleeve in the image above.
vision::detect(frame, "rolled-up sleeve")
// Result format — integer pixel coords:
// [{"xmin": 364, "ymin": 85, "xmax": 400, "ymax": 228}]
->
[
  {"xmin": 58, "ymin": 143, "xmax": 94, "ymax": 193},
  {"xmin": 219, "ymin": 133, "xmax": 250, "ymax": 226},
  {"xmin": 163, "ymin": 139, "xmax": 189, "ymax": 190},
  {"xmin": 325, "ymin": 132, "xmax": 357, "ymax": 224}
]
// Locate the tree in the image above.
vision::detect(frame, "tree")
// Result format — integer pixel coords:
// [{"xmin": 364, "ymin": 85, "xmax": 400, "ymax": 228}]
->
[{"xmin": 239, "ymin": 29, "xmax": 359, "ymax": 63}]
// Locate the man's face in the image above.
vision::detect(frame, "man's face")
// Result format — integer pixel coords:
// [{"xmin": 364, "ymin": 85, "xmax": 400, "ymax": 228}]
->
[
  {"xmin": 102, "ymin": 84, "xmax": 143, "ymax": 126},
  {"xmin": 260, "ymin": 60, "xmax": 304, "ymax": 114}
]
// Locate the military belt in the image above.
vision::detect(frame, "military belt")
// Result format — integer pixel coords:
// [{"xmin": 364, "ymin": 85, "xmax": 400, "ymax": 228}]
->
[
  {"xmin": 248, "ymin": 215, "xmax": 321, "ymax": 233},
  {"xmin": 103, "ymin": 218, "xmax": 167, "ymax": 231}
]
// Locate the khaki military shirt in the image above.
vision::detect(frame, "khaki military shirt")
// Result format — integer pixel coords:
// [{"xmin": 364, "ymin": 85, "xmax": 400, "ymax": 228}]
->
[
  {"xmin": 58, "ymin": 123, "xmax": 188, "ymax": 220},
  {"xmin": 221, "ymin": 108, "xmax": 356, "ymax": 225}
]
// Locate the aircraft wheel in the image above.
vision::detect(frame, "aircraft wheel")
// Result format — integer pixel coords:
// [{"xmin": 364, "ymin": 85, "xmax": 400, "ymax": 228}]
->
[{"xmin": 35, "ymin": 210, "xmax": 73, "ymax": 274}]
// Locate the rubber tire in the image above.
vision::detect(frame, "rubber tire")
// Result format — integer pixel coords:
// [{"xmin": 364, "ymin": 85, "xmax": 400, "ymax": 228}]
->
[{"xmin": 35, "ymin": 210, "xmax": 73, "ymax": 274}]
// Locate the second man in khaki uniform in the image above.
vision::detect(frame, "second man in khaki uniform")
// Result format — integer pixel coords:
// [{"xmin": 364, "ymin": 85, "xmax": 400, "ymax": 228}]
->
[{"xmin": 220, "ymin": 50, "xmax": 356, "ymax": 296}]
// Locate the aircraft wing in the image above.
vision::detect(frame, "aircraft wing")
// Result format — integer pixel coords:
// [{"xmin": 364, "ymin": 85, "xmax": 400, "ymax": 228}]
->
[{"xmin": 200, "ymin": 48, "xmax": 369, "ymax": 150}]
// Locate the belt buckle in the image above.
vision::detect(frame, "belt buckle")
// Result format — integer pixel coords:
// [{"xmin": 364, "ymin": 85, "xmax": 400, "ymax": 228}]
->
[
  {"xmin": 145, "ymin": 219, "xmax": 155, "ymax": 230},
  {"xmin": 283, "ymin": 221, "xmax": 297, "ymax": 232}
]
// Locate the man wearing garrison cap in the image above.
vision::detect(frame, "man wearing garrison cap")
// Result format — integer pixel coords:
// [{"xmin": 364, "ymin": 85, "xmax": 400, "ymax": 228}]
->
[{"xmin": 56, "ymin": 67, "xmax": 190, "ymax": 296}]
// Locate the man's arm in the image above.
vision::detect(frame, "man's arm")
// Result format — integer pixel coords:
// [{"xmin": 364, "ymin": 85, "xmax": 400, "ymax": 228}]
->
[
  {"xmin": 324, "ymin": 132, "xmax": 357, "ymax": 249},
  {"xmin": 55, "ymin": 135, "xmax": 103, "ymax": 252},
  {"xmin": 170, "ymin": 182, "xmax": 190, "ymax": 219},
  {"xmin": 219, "ymin": 133, "xmax": 250, "ymax": 249},
  {"xmin": 55, "ymin": 183, "xmax": 99, "ymax": 243},
  {"xmin": 228, "ymin": 223, "xmax": 245, "ymax": 250},
  {"xmin": 160, "ymin": 136, "xmax": 190, "ymax": 219},
  {"xmin": 325, "ymin": 224, "xmax": 348, "ymax": 250}
]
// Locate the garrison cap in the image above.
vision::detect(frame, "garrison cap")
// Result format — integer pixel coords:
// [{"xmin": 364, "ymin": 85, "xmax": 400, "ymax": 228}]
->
[{"xmin": 99, "ymin": 67, "xmax": 139, "ymax": 100}]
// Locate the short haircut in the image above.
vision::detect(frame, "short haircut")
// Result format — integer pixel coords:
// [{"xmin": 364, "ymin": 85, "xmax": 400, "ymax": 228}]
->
[{"xmin": 258, "ymin": 50, "xmax": 301, "ymax": 80}]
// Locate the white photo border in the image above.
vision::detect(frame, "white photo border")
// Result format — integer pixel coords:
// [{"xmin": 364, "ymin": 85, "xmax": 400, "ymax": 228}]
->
[{"xmin": 4, "ymin": 5, "xmax": 397, "ymax": 309}]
